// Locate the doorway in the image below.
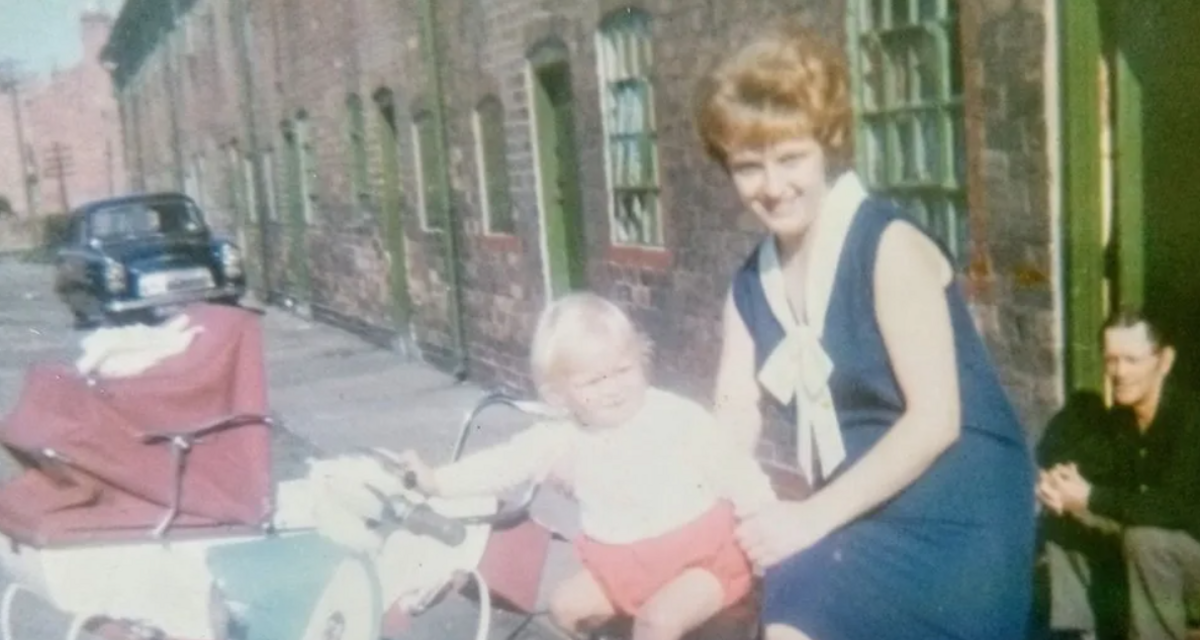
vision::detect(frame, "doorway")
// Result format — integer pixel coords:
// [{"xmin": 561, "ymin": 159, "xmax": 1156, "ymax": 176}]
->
[
  {"xmin": 1061, "ymin": 0, "xmax": 1200, "ymax": 390},
  {"xmin": 281, "ymin": 116, "xmax": 312, "ymax": 306},
  {"xmin": 372, "ymin": 88, "xmax": 412, "ymax": 334},
  {"xmin": 529, "ymin": 42, "xmax": 588, "ymax": 299}
]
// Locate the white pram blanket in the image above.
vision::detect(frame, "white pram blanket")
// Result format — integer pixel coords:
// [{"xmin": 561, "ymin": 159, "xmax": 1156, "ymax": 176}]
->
[{"xmin": 74, "ymin": 314, "xmax": 204, "ymax": 378}]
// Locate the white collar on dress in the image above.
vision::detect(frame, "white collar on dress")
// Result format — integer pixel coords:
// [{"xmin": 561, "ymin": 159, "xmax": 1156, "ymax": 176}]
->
[{"xmin": 754, "ymin": 171, "xmax": 868, "ymax": 483}]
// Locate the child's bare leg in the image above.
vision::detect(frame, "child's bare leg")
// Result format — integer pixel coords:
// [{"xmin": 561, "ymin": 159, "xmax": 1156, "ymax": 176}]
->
[
  {"xmin": 549, "ymin": 569, "xmax": 617, "ymax": 636},
  {"xmin": 633, "ymin": 568, "xmax": 725, "ymax": 640}
]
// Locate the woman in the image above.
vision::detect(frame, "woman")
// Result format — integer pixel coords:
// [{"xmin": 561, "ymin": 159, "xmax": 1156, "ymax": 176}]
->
[{"xmin": 697, "ymin": 22, "xmax": 1036, "ymax": 640}]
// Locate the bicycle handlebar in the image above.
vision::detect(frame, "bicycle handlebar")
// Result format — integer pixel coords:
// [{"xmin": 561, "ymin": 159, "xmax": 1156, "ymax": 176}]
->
[
  {"xmin": 358, "ymin": 390, "xmax": 555, "ymax": 546},
  {"xmin": 362, "ymin": 484, "xmax": 468, "ymax": 547}
]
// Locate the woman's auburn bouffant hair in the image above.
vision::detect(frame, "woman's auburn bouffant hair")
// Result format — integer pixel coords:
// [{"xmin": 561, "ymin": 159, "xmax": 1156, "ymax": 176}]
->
[{"xmin": 695, "ymin": 21, "xmax": 854, "ymax": 168}]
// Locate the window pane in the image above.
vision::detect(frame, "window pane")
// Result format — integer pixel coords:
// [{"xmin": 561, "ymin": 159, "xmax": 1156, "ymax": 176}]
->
[
  {"xmin": 853, "ymin": 0, "xmax": 967, "ymax": 262},
  {"xmin": 917, "ymin": 34, "xmax": 941, "ymax": 102},
  {"xmin": 908, "ymin": 198, "xmax": 929, "ymax": 228},
  {"xmin": 918, "ymin": 0, "xmax": 942, "ymax": 21},
  {"xmin": 948, "ymin": 21, "xmax": 963, "ymax": 96},
  {"xmin": 862, "ymin": 37, "xmax": 885, "ymax": 111},
  {"xmin": 926, "ymin": 198, "xmax": 946, "ymax": 243},
  {"xmin": 918, "ymin": 110, "xmax": 940, "ymax": 181},
  {"xmin": 900, "ymin": 115, "xmax": 919, "ymax": 182},
  {"xmin": 870, "ymin": 0, "xmax": 887, "ymax": 30},
  {"xmin": 891, "ymin": 0, "xmax": 910, "ymax": 28},
  {"xmin": 887, "ymin": 43, "xmax": 910, "ymax": 108},
  {"xmin": 599, "ymin": 8, "xmax": 660, "ymax": 247},
  {"xmin": 865, "ymin": 119, "xmax": 886, "ymax": 185},
  {"xmin": 952, "ymin": 114, "xmax": 966, "ymax": 186},
  {"xmin": 480, "ymin": 98, "xmax": 513, "ymax": 234},
  {"xmin": 418, "ymin": 117, "xmax": 442, "ymax": 230}
]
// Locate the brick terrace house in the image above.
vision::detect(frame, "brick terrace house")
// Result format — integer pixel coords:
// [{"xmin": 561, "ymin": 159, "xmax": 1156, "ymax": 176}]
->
[
  {"xmin": 100, "ymin": 0, "xmax": 1200, "ymax": 461},
  {"xmin": 0, "ymin": 11, "xmax": 126, "ymax": 218}
]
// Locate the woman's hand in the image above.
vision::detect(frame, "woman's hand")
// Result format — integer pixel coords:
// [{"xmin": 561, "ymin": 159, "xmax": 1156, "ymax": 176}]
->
[{"xmin": 735, "ymin": 499, "xmax": 834, "ymax": 570}]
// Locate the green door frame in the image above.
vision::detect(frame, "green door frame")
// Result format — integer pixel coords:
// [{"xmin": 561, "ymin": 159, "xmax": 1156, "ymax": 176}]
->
[
  {"xmin": 417, "ymin": 0, "xmax": 469, "ymax": 375},
  {"xmin": 283, "ymin": 118, "xmax": 312, "ymax": 305},
  {"xmin": 529, "ymin": 41, "xmax": 587, "ymax": 299},
  {"xmin": 1059, "ymin": 0, "xmax": 1148, "ymax": 394},
  {"xmin": 1059, "ymin": 0, "xmax": 1106, "ymax": 393},
  {"xmin": 1108, "ymin": 0, "xmax": 1145, "ymax": 312}
]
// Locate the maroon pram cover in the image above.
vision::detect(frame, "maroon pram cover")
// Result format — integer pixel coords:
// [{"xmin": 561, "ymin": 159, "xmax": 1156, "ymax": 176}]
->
[{"xmin": 0, "ymin": 304, "xmax": 272, "ymax": 546}]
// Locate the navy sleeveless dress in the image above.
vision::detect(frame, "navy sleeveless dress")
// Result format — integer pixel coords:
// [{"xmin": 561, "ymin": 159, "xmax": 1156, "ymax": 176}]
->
[{"xmin": 732, "ymin": 199, "xmax": 1036, "ymax": 640}]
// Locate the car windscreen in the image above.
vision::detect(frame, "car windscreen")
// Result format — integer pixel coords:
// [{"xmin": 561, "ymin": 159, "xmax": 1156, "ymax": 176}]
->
[{"xmin": 89, "ymin": 200, "xmax": 204, "ymax": 240}]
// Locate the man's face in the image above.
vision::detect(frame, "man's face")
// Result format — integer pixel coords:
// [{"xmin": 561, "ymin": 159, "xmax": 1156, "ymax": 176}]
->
[{"xmin": 1103, "ymin": 323, "xmax": 1172, "ymax": 409}]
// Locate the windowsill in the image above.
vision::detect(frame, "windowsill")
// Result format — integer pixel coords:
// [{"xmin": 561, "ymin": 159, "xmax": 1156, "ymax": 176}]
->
[
  {"xmin": 478, "ymin": 234, "xmax": 521, "ymax": 252},
  {"xmin": 605, "ymin": 244, "xmax": 672, "ymax": 270}
]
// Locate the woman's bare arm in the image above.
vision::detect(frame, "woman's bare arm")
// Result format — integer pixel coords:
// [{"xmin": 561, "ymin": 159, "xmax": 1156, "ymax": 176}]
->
[
  {"xmin": 712, "ymin": 289, "xmax": 764, "ymax": 454},
  {"xmin": 805, "ymin": 221, "xmax": 961, "ymax": 530}
]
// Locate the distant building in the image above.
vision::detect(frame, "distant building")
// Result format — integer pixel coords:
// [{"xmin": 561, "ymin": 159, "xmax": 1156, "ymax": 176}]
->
[
  {"xmin": 102, "ymin": 0, "xmax": 1200, "ymax": 460},
  {"xmin": 0, "ymin": 10, "xmax": 126, "ymax": 218}
]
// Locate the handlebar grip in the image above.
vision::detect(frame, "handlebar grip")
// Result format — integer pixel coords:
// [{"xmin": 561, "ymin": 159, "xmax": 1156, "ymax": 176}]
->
[{"xmin": 403, "ymin": 503, "xmax": 467, "ymax": 546}]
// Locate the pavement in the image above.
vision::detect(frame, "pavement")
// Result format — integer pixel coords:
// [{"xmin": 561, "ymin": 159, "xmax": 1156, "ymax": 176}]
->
[{"xmin": 0, "ymin": 258, "xmax": 575, "ymax": 640}]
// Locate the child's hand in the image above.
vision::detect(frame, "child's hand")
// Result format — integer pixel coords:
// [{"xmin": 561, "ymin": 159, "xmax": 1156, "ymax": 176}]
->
[{"xmin": 374, "ymin": 448, "xmax": 440, "ymax": 495}]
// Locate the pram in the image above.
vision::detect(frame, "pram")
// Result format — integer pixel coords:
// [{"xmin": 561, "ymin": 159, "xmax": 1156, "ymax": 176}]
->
[{"xmin": 0, "ymin": 303, "xmax": 763, "ymax": 640}]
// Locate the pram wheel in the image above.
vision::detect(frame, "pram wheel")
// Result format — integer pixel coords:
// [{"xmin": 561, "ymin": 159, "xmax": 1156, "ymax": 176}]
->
[{"xmin": 207, "ymin": 533, "xmax": 382, "ymax": 640}]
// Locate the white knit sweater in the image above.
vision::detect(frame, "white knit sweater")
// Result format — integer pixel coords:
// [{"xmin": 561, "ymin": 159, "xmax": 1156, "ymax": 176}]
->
[{"xmin": 434, "ymin": 388, "xmax": 777, "ymax": 544}]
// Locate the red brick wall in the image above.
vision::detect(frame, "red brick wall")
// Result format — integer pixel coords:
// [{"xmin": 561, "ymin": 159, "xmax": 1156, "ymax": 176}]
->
[{"xmin": 109, "ymin": 0, "xmax": 1064, "ymax": 453}]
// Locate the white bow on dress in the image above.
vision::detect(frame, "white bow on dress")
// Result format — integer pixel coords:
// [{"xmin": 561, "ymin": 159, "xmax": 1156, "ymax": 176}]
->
[{"xmin": 754, "ymin": 171, "xmax": 868, "ymax": 485}]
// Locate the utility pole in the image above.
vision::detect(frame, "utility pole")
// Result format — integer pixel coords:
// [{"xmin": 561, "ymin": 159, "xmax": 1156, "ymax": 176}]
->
[
  {"xmin": 0, "ymin": 59, "xmax": 34, "ymax": 216},
  {"xmin": 43, "ymin": 142, "xmax": 73, "ymax": 212}
]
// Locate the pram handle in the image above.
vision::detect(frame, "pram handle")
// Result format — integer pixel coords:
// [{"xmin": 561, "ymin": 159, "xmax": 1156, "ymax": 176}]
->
[
  {"xmin": 137, "ymin": 412, "xmax": 276, "ymax": 539},
  {"xmin": 138, "ymin": 413, "xmax": 276, "ymax": 445}
]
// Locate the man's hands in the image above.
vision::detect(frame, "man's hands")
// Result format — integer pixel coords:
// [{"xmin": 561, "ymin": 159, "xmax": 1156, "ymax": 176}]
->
[{"xmin": 1037, "ymin": 462, "xmax": 1092, "ymax": 516}]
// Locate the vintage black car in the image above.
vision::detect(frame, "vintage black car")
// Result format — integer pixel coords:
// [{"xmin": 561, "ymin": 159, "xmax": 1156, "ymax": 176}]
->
[{"xmin": 53, "ymin": 192, "xmax": 246, "ymax": 326}]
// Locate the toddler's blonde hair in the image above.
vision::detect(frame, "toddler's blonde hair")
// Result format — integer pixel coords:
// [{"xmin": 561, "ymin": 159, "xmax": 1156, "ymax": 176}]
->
[{"xmin": 529, "ymin": 292, "xmax": 650, "ymax": 390}]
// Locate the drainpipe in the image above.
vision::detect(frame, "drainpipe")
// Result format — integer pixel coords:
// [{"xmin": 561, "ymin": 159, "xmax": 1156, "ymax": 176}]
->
[
  {"xmin": 417, "ymin": 0, "xmax": 469, "ymax": 380},
  {"xmin": 231, "ymin": 0, "xmax": 272, "ymax": 296},
  {"xmin": 164, "ymin": 0, "xmax": 186, "ymax": 190}
]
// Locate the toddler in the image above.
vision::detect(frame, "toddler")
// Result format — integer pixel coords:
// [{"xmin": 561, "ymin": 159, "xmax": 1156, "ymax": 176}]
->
[{"xmin": 399, "ymin": 292, "xmax": 776, "ymax": 640}]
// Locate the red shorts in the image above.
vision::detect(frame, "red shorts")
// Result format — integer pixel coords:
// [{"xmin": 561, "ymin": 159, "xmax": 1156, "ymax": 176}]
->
[{"xmin": 573, "ymin": 501, "xmax": 753, "ymax": 616}]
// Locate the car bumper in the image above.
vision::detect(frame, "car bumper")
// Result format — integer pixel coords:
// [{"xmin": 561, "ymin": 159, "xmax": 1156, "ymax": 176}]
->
[{"xmin": 105, "ymin": 285, "xmax": 244, "ymax": 313}]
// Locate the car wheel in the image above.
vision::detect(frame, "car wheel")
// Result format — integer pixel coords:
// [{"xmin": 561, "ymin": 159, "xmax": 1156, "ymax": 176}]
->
[{"xmin": 73, "ymin": 296, "xmax": 109, "ymax": 331}]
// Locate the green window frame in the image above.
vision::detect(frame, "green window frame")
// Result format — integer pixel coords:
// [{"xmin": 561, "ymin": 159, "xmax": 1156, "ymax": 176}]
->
[
  {"xmin": 346, "ymin": 93, "xmax": 370, "ymax": 208},
  {"xmin": 849, "ymin": 0, "xmax": 967, "ymax": 260},
  {"xmin": 295, "ymin": 114, "xmax": 315, "ymax": 224},
  {"xmin": 473, "ymin": 96, "xmax": 515, "ymax": 235},
  {"xmin": 596, "ymin": 7, "xmax": 661, "ymax": 247},
  {"xmin": 411, "ymin": 111, "xmax": 444, "ymax": 231}
]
